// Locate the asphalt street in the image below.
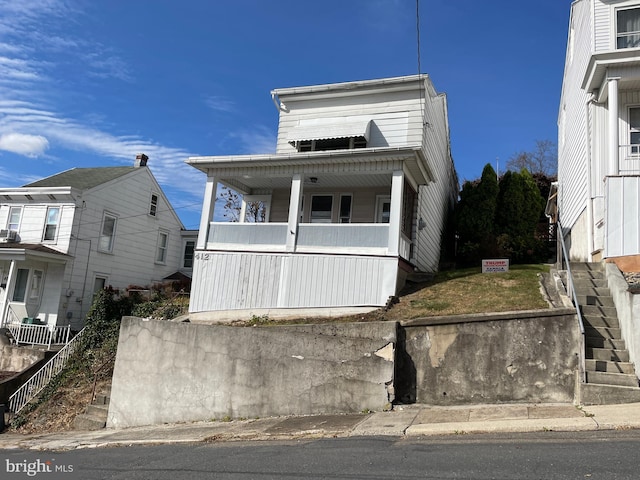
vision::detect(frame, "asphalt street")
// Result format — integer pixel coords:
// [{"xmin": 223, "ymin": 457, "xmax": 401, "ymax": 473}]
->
[{"xmin": 3, "ymin": 430, "xmax": 640, "ymax": 480}]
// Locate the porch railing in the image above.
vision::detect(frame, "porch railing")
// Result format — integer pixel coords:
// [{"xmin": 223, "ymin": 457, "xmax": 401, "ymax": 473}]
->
[
  {"xmin": 6, "ymin": 323, "xmax": 72, "ymax": 349},
  {"xmin": 207, "ymin": 221, "xmax": 396, "ymax": 255},
  {"xmin": 558, "ymin": 221, "xmax": 586, "ymax": 384},
  {"xmin": 618, "ymin": 145, "xmax": 640, "ymax": 174},
  {"xmin": 8, "ymin": 328, "xmax": 85, "ymax": 415}
]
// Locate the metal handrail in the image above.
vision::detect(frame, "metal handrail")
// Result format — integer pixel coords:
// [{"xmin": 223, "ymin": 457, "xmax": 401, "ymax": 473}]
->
[
  {"xmin": 8, "ymin": 327, "xmax": 86, "ymax": 414},
  {"xmin": 557, "ymin": 221, "xmax": 586, "ymax": 384}
]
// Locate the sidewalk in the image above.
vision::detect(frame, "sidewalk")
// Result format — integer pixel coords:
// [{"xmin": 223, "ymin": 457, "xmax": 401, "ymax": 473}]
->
[{"xmin": 1, "ymin": 403, "xmax": 640, "ymax": 451}]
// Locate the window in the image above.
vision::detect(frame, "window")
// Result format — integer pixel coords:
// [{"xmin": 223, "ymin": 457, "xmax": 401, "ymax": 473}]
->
[
  {"xmin": 296, "ymin": 136, "xmax": 367, "ymax": 152},
  {"xmin": 376, "ymin": 196, "xmax": 391, "ymax": 223},
  {"xmin": 310, "ymin": 195, "xmax": 333, "ymax": 223},
  {"xmin": 93, "ymin": 276, "xmax": 107, "ymax": 295},
  {"xmin": 149, "ymin": 193, "xmax": 159, "ymax": 217},
  {"xmin": 156, "ymin": 231, "xmax": 168, "ymax": 263},
  {"xmin": 183, "ymin": 240, "xmax": 195, "ymax": 268},
  {"xmin": 99, "ymin": 213, "xmax": 117, "ymax": 252},
  {"xmin": 339, "ymin": 195, "xmax": 352, "ymax": 223},
  {"xmin": 617, "ymin": 7, "xmax": 640, "ymax": 49},
  {"xmin": 43, "ymin": 207, "xmax": 60, "ymax": 241},
  {"xmin": 630, "ymin": 107, "xmax": 640, "ymax": 154},
  {"xmin": 29, "ymin": 270, "xmax": 43, "ymax": 300},
  {"xmin": 12, "ymin": 268, "xmax": 29, "ymax": 302},
  {"xmin": 7, "ymin": 206, "xmax": 22, "ymax": 231}
]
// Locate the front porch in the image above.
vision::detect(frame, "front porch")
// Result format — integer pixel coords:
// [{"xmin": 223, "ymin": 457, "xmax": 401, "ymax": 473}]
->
[{"xmin": 188, "ymin": 148, "xmax": 429, "ymax": 318}]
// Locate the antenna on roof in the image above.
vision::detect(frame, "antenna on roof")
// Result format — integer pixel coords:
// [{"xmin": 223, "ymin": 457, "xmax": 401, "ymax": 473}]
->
[{"xmin": 416, "ymin": 0, "xmax": 428, "ymax": 129}]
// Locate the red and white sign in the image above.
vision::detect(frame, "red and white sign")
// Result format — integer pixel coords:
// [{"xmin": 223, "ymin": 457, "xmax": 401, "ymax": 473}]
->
[{"xmin": 482, "ymin": 259, "xmax": 509, "ymax": 273}]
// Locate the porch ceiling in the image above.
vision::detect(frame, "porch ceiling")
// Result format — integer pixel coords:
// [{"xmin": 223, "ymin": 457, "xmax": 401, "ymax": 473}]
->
[{"xmin": 224, "ymin": 171, "xmax": 392, "ymax": 191}]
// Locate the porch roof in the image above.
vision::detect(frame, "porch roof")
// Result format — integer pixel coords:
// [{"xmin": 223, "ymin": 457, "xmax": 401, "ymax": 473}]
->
[
  {"xmin": 582, "ymin": 49, "xmax": 640, "ymax": 96},
  {"xmin": 186, "ymin": 146, "xmax": 432, "ymax": 191},
  {"xmin": 0, "ymin": 243, "xmax": 70, "ymax": 264}
]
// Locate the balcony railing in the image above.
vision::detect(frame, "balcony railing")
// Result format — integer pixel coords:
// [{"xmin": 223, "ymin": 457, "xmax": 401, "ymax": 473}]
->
[{"xmin": 618, "ymin": 145, "xmax": 640, "ymax": 174}]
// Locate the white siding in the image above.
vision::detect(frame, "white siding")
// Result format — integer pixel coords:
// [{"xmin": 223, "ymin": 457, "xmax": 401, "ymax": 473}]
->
[
  {"xmin": 275, "ymin": 90, "xmax": 424, "ymax": 154},
  {"xmin": 606, "ymin": 176, "xmax": 640, "ymax": 256},
  {"xmin": 559, "ymin": 0, "xmax": 595, "ymax": 259},
  {"xmin": 415, "ymin": 93, "xmax": 457, "ymax": 272},
  {"xmin": 59, "ymin": 168, "xmax": 184, "ymax": 327},
  {"xmin": 594, "ymin": 0, "xmax": 611, "ymax": 52},
  {"xmin": 0, "ymin": 203, "xmax": 75, "ymax": 253},
  {"xmin": 189, "ymin": 252, "xmax": 397, "ymax": 313}
]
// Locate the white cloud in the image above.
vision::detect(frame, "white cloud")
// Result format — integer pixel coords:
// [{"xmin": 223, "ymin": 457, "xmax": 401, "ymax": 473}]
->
[
  {"xmin": 0, "ymin": 132, "xmax": 49, "ymax": 156},
  {"xmin": 205, "ymin": 96, "xmax": 235, "ymax": 113},
  {"xmin": 228, "ymin": 125, "xmax": 276, "ymax": 155}
]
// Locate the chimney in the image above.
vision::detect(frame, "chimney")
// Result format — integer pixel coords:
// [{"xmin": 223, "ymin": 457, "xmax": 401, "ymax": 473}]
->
[{"xmin": 135, "ymin": 153, "xmax": 148, "ymax": 167}]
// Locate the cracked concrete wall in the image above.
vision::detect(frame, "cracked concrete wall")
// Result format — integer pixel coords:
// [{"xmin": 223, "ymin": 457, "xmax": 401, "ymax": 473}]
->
[
  {"xmin": 107, "ymin": 318, "xmax": 396, "ymax": 428},
  {"xmin": 400, "ymin": 309, "xmax": 580, "ymax": 405}
]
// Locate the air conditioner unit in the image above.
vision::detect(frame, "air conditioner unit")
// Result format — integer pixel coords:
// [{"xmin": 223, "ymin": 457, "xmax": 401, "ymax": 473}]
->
[{"xmin": 0, "ymin": 229, "xmax": 17, "ymax": 242}]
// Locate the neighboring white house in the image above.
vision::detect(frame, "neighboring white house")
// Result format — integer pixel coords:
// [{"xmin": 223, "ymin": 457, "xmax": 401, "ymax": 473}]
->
[
  {"xmin": 187, "ymin": 74, "xmax": 458, "ymax": 320},
  {"xmin": 558, "ymin": 0, "xmax": 640, "ymax": 265},
  {"xmin": 0, "ymin": 154, "xmax": 190, "ymax": 331}
]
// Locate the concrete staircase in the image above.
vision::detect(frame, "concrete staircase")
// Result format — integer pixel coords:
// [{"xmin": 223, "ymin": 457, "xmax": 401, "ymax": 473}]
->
[
  {"xmin": 73, "ymin": 385, "xmax": 110, "ymax": 430},
  {"xmin": 571, "ymin": 263, "xmax": 640, "ymax": 405}
]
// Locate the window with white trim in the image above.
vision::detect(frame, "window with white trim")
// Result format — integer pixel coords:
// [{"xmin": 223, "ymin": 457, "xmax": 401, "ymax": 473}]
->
[
  {"xmin": 156, "ymin": 231, "xmax": 169, "ymax": 264},
  {"xmin": 12, "ymin": 268, "xmax": 29, "ymax": 302},
  {"xmin": 617, "ymin": 7, "xmax": 640, "ymax": 49},
  {"xmin": 310, "ymin": 195, "xmax": 333, "ymax": 223},
  {"xmin": 339, "ymin": 194, "xmax": 352, "ymax": 223},
  {"xmin": 183, "ymin": 240, "xmax": 195, "ymax": 268},
  {"xmin": 629, "ymin": 106, "xmax": 640, "ymax": 154},
  {"xmin": 29, "ymin": 270, "xmax": 43, "ymax": 300},
  {"xmin": 7, "ymin": 206, "xmax": 22, "ymax": 231},
  {"xmin": 93, "ymin": 275, "xmax": 107, "ymax": 295},
  {"xmin": 43, "ymin": 207, "xmax": 60, "ymax": 241},
  {"xmin": 149, "ymin": 193, "xmax": 159, "ymax": 217},
  {"xmin": 98, "ymin": 213, "xmax": 117, "ymax": 252}
]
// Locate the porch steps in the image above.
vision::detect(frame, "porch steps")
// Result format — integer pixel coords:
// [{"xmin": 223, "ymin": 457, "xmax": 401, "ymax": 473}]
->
[
  {"xmin": 73, "ymin": 385, "xmax": 111, "ymax": 431},
  {"xmin": 571, "ymin": 262, "xmax": 640, "ymax": 405}
]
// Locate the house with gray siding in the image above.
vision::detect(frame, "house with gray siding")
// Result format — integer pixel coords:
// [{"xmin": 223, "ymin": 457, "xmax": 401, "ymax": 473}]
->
[
  {"xmin": 187, "ymin": 74, "xmax": 458, "ymax": 321},
  {"xmin": 0, "ymin": 154, "xmax": 189, "ymax": 332},
  {"xmin": 558, "ymin": 0, "xmax": 640, "ymax": 266}
]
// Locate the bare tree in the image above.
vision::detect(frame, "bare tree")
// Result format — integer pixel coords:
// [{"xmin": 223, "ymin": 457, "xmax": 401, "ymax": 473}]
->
[
  {"xmin": 217, "ymin": 185, "xmax": 241, "ymax": 222},
  {"xmin": 506, "ymin": 139, "xmax": 557, "ymax": 177},
  {"xmin": 217, "ymin": 186, "xmax": 267, "ymax": 222}
]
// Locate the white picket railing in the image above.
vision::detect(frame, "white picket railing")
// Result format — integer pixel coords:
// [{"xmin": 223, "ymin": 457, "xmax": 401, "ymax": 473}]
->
[
  {"xmin": 6, "ymin": 323, "xmax": 72, "ymax": 349},
  {"xmin": 8, "ymin": 328, "xmax": 86, "ymax": 415}
]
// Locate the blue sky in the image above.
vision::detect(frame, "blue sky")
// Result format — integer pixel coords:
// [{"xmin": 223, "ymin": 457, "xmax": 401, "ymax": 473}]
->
[{"xmin": 0, "ymin": 0, "xmax": 572, "ymax": 229}]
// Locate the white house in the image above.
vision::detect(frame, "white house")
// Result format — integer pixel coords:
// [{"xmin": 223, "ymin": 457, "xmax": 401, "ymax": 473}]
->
[
  {"xmin": 0, "ymin": 155, "xmax": 190, "ymax": 333},
  {"xmin": 187, "ymin": 74, "xmax": 458, "ymax": 321},
  {"xmin": 558, "ymin": 0, "xmax": 640, "ymax": 267}
]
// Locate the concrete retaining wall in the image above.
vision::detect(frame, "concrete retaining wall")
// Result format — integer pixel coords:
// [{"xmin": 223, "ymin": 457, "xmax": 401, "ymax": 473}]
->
[
  {"xmin": 0, "ymin": 346, "xmax": 46, "ymax": 405},
  {"xmin": 398, "ymin": 308, "xmax": 580, "ymax": 405},
  {"xmin": 107, "ymin": 318, "xmax": 397, "ymax": 428},
  {"xmin": 606, "ymin": 263, "xmax": 640, "ymax": 378}
]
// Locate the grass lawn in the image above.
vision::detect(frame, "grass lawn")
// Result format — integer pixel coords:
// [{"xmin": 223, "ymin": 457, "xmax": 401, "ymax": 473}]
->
[
  {"xmin": 389, "ymin": 264, "xmax": 551, "ymax": 319},
  {"xmin": 236, "ymin": 264, "xmax": 552, "ymax": 326}
]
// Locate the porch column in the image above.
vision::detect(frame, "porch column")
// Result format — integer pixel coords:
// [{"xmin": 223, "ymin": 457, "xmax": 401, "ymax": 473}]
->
[
  {"xmin": 0, "ymin": 260, "xmax": 16, "ymax": 326},
  {"xmin": 388, "ymin": 170, "xmax": 404, "ymax": 256},
  {"xmin": 286, "ymin": 174, "xmax": 303, "ymax": 252},
  {"xmin": 196, "ymin": 174, "xmax": 217, "ymax": 250},
  {"xmin": 608, "ymin": 77, "xmax": 620, "ymax": 176}
]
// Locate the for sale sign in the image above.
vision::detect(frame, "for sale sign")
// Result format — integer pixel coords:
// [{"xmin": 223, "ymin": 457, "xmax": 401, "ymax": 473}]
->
[{"xmin": 482, "ymin": 259, "xmax": 509, "ymax": 273}]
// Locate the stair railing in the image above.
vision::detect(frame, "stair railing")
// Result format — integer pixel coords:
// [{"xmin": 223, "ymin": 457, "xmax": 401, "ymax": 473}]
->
[
  {"xmin": 557, "ymin": 221, "xmax": 586, "ymax": 384},
  {"xmin": 8, "ymin": 327, "xmax": 86, "ymax": 415}
]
